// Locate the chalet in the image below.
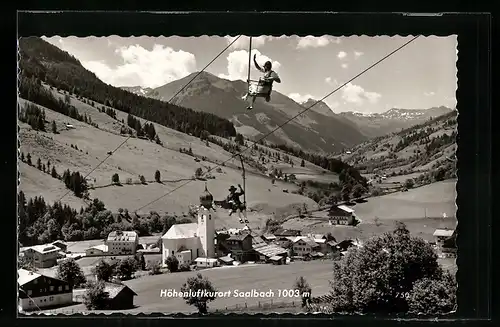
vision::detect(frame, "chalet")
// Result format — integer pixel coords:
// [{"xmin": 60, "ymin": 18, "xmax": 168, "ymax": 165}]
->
[
  {"xmin": 106, "ymin": 231, "xmax": 139, "ymax": 255},
  {"xmin": 334, "ymin": 240, "xmax": 356, "ymax": 252},
  {"xmin": 22, "ymin": 244, "xmax": 61, "ymax": 268},
  {"xmin": 18, "ymin": 269, "xmax": 73, "ymax": 312},
  {"xmin": 85, "ymin": 244, "xmax": 108, "ymax": 257},
  {"xmin": 225, "ymin": 233, "xmax": 254, "ymax": 262},
  {"xmin": 433, "ymin": 229, "xmax": 455, "ymax": 246},
  {"xmin": 328, "ymin": 205, "xmax": 355, "ymax": 226},
  {"xmin": 433, "ymin": 229, "xmax": 457, "ymax": 257},
  {"xmin": 290, "ymin": 236, "xmax": 320, "ymax": 256}
]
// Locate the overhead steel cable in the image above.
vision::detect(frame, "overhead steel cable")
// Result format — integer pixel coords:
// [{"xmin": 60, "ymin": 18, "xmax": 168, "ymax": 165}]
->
[
  {"xmin": 51, "ymin": 35, "xmax": 242, "ymax": 205},
  {"xmin": 132, "ymin": 35, "xmax": 421, "ymax": 213}
]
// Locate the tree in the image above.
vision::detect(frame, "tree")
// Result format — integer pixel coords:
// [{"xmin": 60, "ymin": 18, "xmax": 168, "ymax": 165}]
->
[
  {"xmin": 294, "ymin": 276, "xmax": 312, "ymax": 307},
  {"xmin": 92, "ymin": 259, "xmax": 114, "ymax": 282},
  {"xmin": 327, "ymin": 222, "xmax": 448, "ymax": 314},
  {"xmin": 51, "ymin": 120, "xmax": 57, "ymax": 133},
  {"xmin": 351, "ymin": 184, "xmax": 366, "ymax": 199},
  {"xmin": 114, "ymin": 257, "xmax": 137, "ymax": 280},
  {"xmin": 20, "ymin": 152, "xmax": 25, "ymax": 162},
  {"xmin": 139, "ymin": 175, "xmax": 146, "ymax": 184},
  {"xmin": 134, "ymin": 252, "xmax": 146, "ymax": 270},
  {"xmin": 83, "ymin": 280, "xmax": 110, "ymax": 310},
  {"xmin": 404, "ymin": 178, "xmax": 415, "ymax": 189},
  {"xmin": 155, "ymin": 170, "xmax": 161, "ymax": 183},
  {"xmin": 26, "ymin": 153, "xmax": 32, "ymax": 165},
  {"xmin": 36, "ymin": 158, "xmax": 42, "ymax": 170},
  {"xmin": 180, "ymin": 273, "xmax": 217, "ymax": 314},
  {"xmin": 111, "ymin": 173, "xmax": 120, "ymax": 185},
  {"xmin": 56, "ymin": 258, "xmax": 86, "ymax": 289},
  {"xmin": 166, "ymin": 255, "xmax": 179, "ymax": 272},
  {"xmin": 407, "ymin": 270, "xmax": 457, "ymax": 314},
  {"xmin": 51, "ymin": 166, "xmax": 58, "ymax": 178},
  {"xmin": 235, "ymin": 133, "xmax": 244, "ymax": 146},
  {"xmin": 300, "ymin": 159, "xmax": 305, "ymax": 167},
  {"xmin": 195, "ymin": 167, "xmax": 203, "ymax": 178}
]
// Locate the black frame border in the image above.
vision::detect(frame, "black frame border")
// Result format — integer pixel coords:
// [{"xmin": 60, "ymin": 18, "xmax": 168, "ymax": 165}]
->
[{"xmin": 5, "ymin": 9, "xmax": 493, "ymax": 327}]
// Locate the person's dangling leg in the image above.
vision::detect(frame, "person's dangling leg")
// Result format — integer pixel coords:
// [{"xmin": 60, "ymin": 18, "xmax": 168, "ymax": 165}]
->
[{"xmin": 247, "ymin": 95, "xmax": 256, "ymax": 110}]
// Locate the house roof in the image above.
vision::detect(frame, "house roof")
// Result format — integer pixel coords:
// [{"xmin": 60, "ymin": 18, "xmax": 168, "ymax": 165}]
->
[
  {"xmin": 29, "ymin": 244, "xmax": 61, "ymax": 254},
  {"xmin": 252, "ymin": 236, "xmax": 267, "ymax": 247},
  {"xmin": 89, "ymin": 244, "xmax": 108, "ymax": 252},
  {"xmin": 328, "ymin": 206, "xmax": 352, "ymax": 217},
  {"xmin": 52, "ymin": 240, "xmax": 66, "ymax": 246},
  {"xmin": 107, "ymin": 231, "xmax": 138, "ymax": 242},
  {"xmin": 219, "ymin": 256, "xmax": 234, "ymax": 263},
  {"xmin": 274, "ymin": 228, "xmax": 301, "ymax": 236},
  {"xmin": 433, "ymin": 229, "xmax": 455, "ymax": 237},
  {"xmin": 263, "ymin": 234, "xmax": 276, "ymax": 239},
  {"xmin": 338, "ymin": 205, "xmax": 355, "ymax": 213},
  {"xmin": 227, "ymin": 234, "xmax": 252, "ymax": 241},
  {"xmin": 18, "ymin": 269, "xmax": 65, "ymax": 287},
  {"xmin": 289, "ymin": 236, "xmax": 318, "ymax": 247},
  {"xmin": 314, "ymin": 239, "xmax": 327, "ymax": 244},
  {"xmin": 195, "ymin": 257, "xmax": 218, "ymax": 263},
  {"xmin": 162, "ymin": 223, "xmax": 199, "ymax": 239},
  {"xmin": 104, "ymin": 283, "xmax": 137, "ymax": 299},
  {"xmin": 269, "ymin": 256, "xmax": 284, "ymax": 261},
  {"xmin": 253, "ymin": 243, "xmax": 288, "ymax": 257}
]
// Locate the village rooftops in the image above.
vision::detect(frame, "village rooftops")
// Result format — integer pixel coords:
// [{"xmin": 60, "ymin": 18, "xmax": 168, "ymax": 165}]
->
[
  {"xmin": 28, "ymin": 244, "xmax": 61, "ymax": 254},
  {"xmin": 161, "ymin": 223, "xmax": 199, "ymax": 239},
  {"xmin": 227, "ymin": 234, "xmax": 252, "ymax": 242},
  {"xmin": 273, "ymin": 229, "xmax": 301, "ymax": 237},
  {"xmin": 253, "ymin": 243, "xmax": 288, "ymax": 258},
  {"xmin": 194, "ymin": 257, "xmax": 218, "ymax": 263},
  {"xmin": 107, "ymin": 231, "xmax": 138, "ymax": 242},
  {"xmin": 433, "ymin": 229, "xmax": 455, "ymax": 237}
]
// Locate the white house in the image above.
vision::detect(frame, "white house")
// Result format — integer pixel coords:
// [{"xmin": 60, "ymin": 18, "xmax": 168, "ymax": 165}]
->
[
  {"xmin": 161, "ymin": 184, "xmax": 217, "ymax": 267},
  {"xmin": 21, "ymin": 244, "xmax": 61, "ymax": 268},
  {"xmin": 85, "ymin": 244, "xmax": 108, "ymax": 256},
  {"xmin": 18, "ymin": 269, "xmax": 73, "ymax": 312},
  {"xmin": 290, "ymin": 236, "xmax": 320, "ymax": 256},
  {"xmin": 106, "ymin": 231, "xmax": 139, "ymax": 255},
  {"xmin": 194, "ymin": 257, "xmax": 219, "ymax": 268},
  {"xmin": 328, "ymin": 205, "xmax": 356, "ymax": 226}
]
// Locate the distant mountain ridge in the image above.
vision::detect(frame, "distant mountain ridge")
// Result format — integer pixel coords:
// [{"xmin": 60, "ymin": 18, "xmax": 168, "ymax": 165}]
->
[
  {"xmin": 120, "ymin": 72, "xmax": 368, "ymax": 153},
  {"xmin": 337, "ymin": 106, "xmax": 454, "ymax": 138}
]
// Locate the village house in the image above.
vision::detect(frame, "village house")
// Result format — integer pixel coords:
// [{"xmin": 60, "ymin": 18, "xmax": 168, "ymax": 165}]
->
[
  {"xmin": 85, "ymin": 244, "xmax": 108, "ymax": 257},
  {"xmin": 106, "ymin": 231, "xmax": 139, "ymax": 255},
  {"xmin": 252, "ymin": 235, "xmax": 288, "ymax": 263},
  {"xmin": 225, "ymin": 233, "xmax": 254, "ymax": 263},
  {"xmin": 194, "ymin": 257, "xmax": 219, "ymax": 268},
  {"xmin": 21, "ymin": 244, "xmax": 61, "ymax": 268},
  {"xmin": 328, "ymin": 205, "xmax": 356, "ymax": 225},
  {"xmin": 18, "ymin": 269, "xmax": 73, "ymax": 312},
  {"xmin": 290, "ymin": 236, "xmax": 320, "ymax": 257},
  {"xmin": 261, "ymin": 233, "xmax": 277, "ymax": 243},
  {"xmin": 73, "ymin": 283, "xmax": 137, "ymax": 310},
  {"xmin": 433, "ymin": 229, "xmax": 457, "ymax": 257}
]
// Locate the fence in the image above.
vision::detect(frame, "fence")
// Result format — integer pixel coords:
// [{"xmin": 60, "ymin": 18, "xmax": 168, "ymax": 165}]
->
[{"xmin": 212, "ymin": 299, "xmax": 300, "ymax": 313}]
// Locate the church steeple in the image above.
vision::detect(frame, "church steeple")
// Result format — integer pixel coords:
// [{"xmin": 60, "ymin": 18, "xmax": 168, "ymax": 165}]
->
[{"xmin": 199, "ymin": 183, "xmax": 214, "ymax": 209}]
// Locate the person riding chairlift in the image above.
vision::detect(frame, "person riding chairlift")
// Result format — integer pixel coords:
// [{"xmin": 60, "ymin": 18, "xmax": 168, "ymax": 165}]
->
[
  {"xmin": 243, "ymin": 54, "xmax": 281, "ymax": 110},
  {"xmin": 227, "ymin": 184, "xmax": 244, "ymax": 216}
]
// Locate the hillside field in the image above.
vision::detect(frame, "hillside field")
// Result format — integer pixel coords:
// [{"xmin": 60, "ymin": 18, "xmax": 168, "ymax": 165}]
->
[
  {"xmin": 18, "ymin": 89, "xmax": 333, "ymax": 227},
  {"xmin": 282, "ymin": 179, "xmax": 457, "ymax": 242}
]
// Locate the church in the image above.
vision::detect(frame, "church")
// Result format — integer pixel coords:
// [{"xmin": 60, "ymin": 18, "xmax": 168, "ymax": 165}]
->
[{"xmin": 161, "ymin": 184, "xmax": 217, "ymax": 267}]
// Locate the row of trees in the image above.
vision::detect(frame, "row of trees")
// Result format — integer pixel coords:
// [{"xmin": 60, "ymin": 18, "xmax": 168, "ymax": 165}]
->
[
  {"xmin": 19, "ymin": 75, "xmax": 98, "ymax": 129},
  {"xmin": 17, "ymin": 192, "xmax": 193, "ymax": 246},
  {"xmin": 19, "ymin": 37, "xmax": 237, "ymax": 139}
]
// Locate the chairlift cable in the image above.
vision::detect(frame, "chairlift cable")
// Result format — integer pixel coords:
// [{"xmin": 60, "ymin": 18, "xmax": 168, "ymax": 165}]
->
[
  {"xmin": 51, "ymin": 35, "xmax": 243, "ymax": 205},
  {"xmin": 133, "ymin": 35, "xmax": 420, "ymax": 213}
]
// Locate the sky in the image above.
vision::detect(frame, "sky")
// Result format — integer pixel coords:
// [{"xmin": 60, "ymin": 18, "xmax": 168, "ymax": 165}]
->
[{"xmin": 42, "ymin": 35, "xmax": 457, "ymax": 114}]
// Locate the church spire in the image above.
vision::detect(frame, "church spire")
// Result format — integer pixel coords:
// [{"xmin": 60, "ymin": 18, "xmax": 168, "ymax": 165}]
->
[{"xmin": 199, "ymin": 183, "xmax": 213, "ymax": 209}]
